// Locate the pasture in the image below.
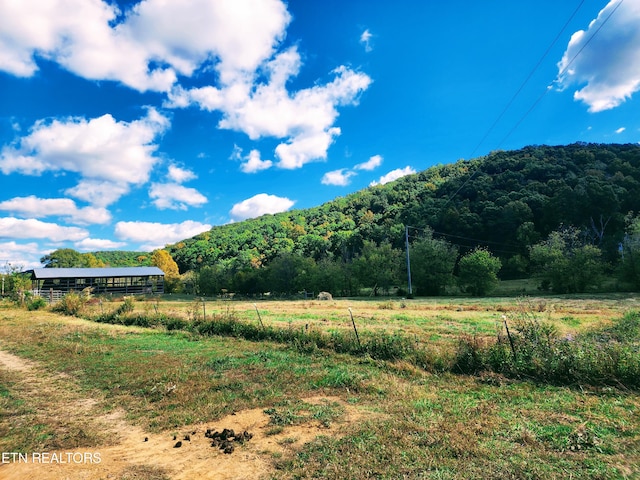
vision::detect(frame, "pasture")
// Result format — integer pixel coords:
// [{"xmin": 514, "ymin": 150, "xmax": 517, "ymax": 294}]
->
[{"xmin": 0, "ymin": 294, "xmax": 639, "ymax": 479}]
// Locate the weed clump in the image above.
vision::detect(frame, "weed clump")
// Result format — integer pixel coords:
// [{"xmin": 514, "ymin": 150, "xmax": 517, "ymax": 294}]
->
[
  {"xmin": 51, "ymin": 291, "xmax": 88, "ymax": 316},
  {"xmin": 454, "ymin": 303, "xmax": 640, "ymax": 389},
  {"xmin": 26, "ymin": 296, "xmax": 48, "ymax": 311}
]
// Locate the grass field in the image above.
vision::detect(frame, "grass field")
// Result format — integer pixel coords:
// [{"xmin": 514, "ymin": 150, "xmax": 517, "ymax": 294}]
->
[
  {"xmin": 0, "ymin": 294, "xmax": 639, "ymax": 479},
  {"xmin": 86, "ymin": 292, "xmax": 640, "ymax": 340}
]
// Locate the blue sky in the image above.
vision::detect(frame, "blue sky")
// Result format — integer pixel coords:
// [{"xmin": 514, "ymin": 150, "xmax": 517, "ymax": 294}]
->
[{"xmin": 1, "ymin": 0, "xmax": 639, "ymax": 269}]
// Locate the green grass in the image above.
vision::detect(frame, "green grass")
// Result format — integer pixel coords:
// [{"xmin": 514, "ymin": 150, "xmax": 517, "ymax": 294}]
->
[{"xmin": 0, "ymin": 300, "xmax": 639, "ymax": 478}]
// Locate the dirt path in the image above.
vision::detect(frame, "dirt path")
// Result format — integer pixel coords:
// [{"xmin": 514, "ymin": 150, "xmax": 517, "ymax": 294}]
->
[{"xmin": 0, "ymin": 347, "xmax": 362, "ymax": 479}]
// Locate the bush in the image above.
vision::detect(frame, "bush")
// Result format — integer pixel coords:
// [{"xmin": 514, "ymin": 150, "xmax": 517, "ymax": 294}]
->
[
  {"xmin": 26, "ymin": 296, "xmax": 48, "ymax": 311},
  {"xmin": 52, "ymin": 291, "xmax": 87, "ymax": 316}
]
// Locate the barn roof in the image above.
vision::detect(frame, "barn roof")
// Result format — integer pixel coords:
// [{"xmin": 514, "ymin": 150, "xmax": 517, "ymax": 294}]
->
[{"xmin": 28, "ymin": 267, "xmax": 165, "ymax": 279}]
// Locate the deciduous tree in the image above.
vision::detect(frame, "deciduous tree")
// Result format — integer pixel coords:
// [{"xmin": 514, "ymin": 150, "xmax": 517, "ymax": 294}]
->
[
  {"xmin": 410, "ymin": 231, "xmax": 457, "ymax": 295},
  {"xmin": 529, "ymin": 226, "xmax": 605, "ymax": 293},
  {"xmin": 457, "ymin": 248, "xmax": 501, "ymax": 296},
  {"xmin": 353, "ymin": 240, "xmax": 402, "ymax": 296},
  {"xmin": 152, "ymin": 249, "xmax": 181, "ymax": 293}
]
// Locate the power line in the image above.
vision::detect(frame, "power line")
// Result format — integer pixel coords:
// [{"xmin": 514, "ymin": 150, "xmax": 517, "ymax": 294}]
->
[
  {"xmin": 443, "ymin": 0, "xmax": 590, "ymax": 210},
  {"xmin": 442, "ymin": 0, "xmax": 623, "ymax": 212},
  {"xmin": 497, "ymin": 0, "xmax": 624, "ymax": 149},
  {"xmin": 468, "ymin": 0, "xmax": 587, "ymax": 159},
  {"xmin": 405, "ymin": 226, "xmax": 523, "ymax": 255}
]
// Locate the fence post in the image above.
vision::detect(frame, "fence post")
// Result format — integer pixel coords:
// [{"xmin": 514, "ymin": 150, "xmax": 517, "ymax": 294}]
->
[
  {"xmin": 254, "ymin": 303, "xmax": 265, "ymax": 328},
  {"xmin": 348, "ymin": 308, "xmax": 361, "ymax": 349},
  {"xmin": 504, "ymin": 319, "xmax": 517, "ymax": 362}
]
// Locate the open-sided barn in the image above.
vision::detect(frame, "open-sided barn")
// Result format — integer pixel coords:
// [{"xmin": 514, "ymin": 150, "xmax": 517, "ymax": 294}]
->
[{"xmin": 27, "ymin": 267, "xmax": 165, "ymax": 297}]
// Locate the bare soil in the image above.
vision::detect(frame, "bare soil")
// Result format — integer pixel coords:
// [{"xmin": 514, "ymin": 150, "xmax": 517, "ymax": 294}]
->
[{"xmin": 0, "ymin": 348, "xmax": 363, "ymax": 480}]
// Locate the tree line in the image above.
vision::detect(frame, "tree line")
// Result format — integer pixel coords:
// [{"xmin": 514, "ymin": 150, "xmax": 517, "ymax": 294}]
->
[{"xmin": 13, "ymin": 143, "xmax": 640, "ymax": 298}]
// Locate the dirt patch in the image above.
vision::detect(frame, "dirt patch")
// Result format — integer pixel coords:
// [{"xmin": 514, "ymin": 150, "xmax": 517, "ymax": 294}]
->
[
  {"xmin": 0, "ymin": 347, "xmax": 363, "ymax": 479},
  {"xmin": 0, "ymin": 349, "xmax": 33, "ymax": 372}
]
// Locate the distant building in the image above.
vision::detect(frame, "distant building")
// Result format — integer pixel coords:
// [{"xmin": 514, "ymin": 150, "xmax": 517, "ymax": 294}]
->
[{"xmin": 26, "ymin": 267, "xmax": 165, "ymax": 297}]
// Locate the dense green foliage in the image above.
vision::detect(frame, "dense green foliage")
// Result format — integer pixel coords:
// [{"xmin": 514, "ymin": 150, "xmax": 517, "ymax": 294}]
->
[
  {"xmin": 40, "ymin": 248, "xmax": 104, "ymax": 268},
  {"xmin": 621, "ymin": 213, "xmax": 640, "ymax": 289},
  {"xmin": 408, "ymin": 229, "xmax": 458, "ymax": 295},
  {"xmin": 457, "ymin": 248, "xmax": 501, "ymax": 296},
  {"xmin": 530, "ymin": 226, "xmax": 606, "ymax": 293},
  {"xmin": 89, "ymin": 250, "xmax": 152, "ymax": 267},
  {"xmin": 40, "ymin": 249, "xmax": 152, "ymax": 268}
]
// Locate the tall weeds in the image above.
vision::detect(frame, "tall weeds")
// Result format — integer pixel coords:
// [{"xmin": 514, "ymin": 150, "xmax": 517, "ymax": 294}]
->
[
  {"xmin": 454, "ymin": 303, "xmax": 640, "ymax": 389},
  {"xmin": 51, "ymin": 295, "xmax": 640, "ymax": 390}
]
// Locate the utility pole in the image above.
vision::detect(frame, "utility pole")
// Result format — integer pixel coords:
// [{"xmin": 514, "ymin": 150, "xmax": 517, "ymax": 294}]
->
[
  {"xmin": 405, "ymin": 226, "xmax": 413, "ymax": 296},
  {"xmin": 0, "ymin": 260, "xmax": 8, "ymax": 297}
]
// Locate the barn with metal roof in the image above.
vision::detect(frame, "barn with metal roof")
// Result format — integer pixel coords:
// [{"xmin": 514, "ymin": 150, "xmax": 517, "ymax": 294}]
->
[{"xmin": 27, "ymin": 267, "xmax": 165, "ymax": 297}]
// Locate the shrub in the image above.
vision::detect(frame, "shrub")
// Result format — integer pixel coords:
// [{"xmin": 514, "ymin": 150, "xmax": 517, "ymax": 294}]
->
[
  {"xmin": 52, "ymin": 291, "xmax": 87, "ymax": 316},
  {"xmin": 164, "ymin": 317, "xmax": 188, "ymax": 331},
  {"xmin": 115, "ymin": 297, "xmax": 135, "ymax": 316},
  {"xmin": 26, "ymin": 296, "xmax": 48, "ymax": 311}
]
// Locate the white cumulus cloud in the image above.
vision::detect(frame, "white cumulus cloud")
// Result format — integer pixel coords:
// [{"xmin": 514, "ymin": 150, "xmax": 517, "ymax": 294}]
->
[
  {"xmin": 0, "ymin": 241, "xmax": 43, "ymax": 270},
  {"xmin": 557, "ymin": 0, "xmax": 640, "ymax": 112},
  {"xmin": 74, "ymin": 238, "xmax": 126, "ymax": 251},
  {"xmin": 321, "ymin": 169, "xmax": 356, "ymax": 186},
  {"xmin": 230, "ymin": 194, "xmax": 295, "ymax": 221},
  {"xmin": 167, "ymin": 164, "xmax": 197, "ymax": 183},
  {"xmin": 149, "ymin": 183, "xmax": 208, "ymax": 210},
  {"xmin": 0, "ymin": 0, "xmax": 371, "ymax": 175},
  {"xmin": 115, "ymin": 220, "xmax": 211, "ymax": 251},
  {"xmin": 0, "ymin": 217, "xmax": 88, "ymax": 242},
  {"xmin": 0, "ymin": 0, "xmax": 291, "ymax": 92},
  {"xmin": 0, "ymin": 196, "xmax": 111, "ymax": 225},
  {"xmin": 355, "ymin": 154, "xmax": 383, "ymax": 171},
  {"xmin": 370, "ymin": 166, "xmax": 416, "ymax": 186},
  {"xmin": 169, "ymin": 53, "xmax": 371, "ymax": 170},
  {"xmin": 239, "ymin": 149, "xmax": 273, "ymax": 173},
  {"xmin": 0, "ymin": 109, "xmax": 169, "ymax": 207}
]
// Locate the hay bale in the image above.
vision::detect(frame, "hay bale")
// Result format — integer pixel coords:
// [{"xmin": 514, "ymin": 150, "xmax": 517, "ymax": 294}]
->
[{"xmin": 317, "ymin": 291, "xmax": 333, "ymax": 301}]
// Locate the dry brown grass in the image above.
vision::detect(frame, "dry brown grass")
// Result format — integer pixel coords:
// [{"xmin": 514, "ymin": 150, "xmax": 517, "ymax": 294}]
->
[{"xmin": 79, "ymin": 294, "xmax": 637, "ymax": 346}]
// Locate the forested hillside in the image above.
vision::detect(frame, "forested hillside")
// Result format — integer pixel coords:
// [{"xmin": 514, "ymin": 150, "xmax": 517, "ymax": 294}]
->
[
  {"xmin": 40, "ymin": 143, "xmax": 639, "ymax": 297},
  {"xmin": 167, "ymin": 143, "xmax": 640, "ymax": 291}
]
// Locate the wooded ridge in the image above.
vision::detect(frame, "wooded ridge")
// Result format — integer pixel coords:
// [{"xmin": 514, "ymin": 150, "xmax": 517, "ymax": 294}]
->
[{"xmin": 167, "ymin": 143, "xmax": 640, "ymax": 279}]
